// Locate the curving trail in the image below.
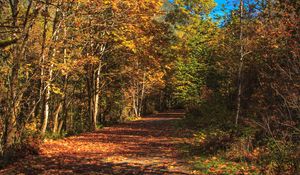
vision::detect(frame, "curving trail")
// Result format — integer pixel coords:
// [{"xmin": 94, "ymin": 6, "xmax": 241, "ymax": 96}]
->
[{"xmin": 1, "ymin": 111, "xmax": 195, "ymax": 175}]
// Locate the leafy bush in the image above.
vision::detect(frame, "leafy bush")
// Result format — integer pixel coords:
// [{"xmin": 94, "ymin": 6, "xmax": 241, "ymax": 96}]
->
[
  {"xmin": 96, "ymin": 124, "xmax": 104, "ymax": 129},
  {"xmin": 190, "ymin": 96, "xmax": 234, "ymax": 125},
  {"xmin": 185, "ymin": 106, "xmax": 300, "ymax": 175},
  {"xmin": 0, "ymin": 129, "xmax": 41, "ymax": 168},
  {"xmin": 194, "ymin": 129, "xmax": 233, "ymax": 154},
  {"xmin": 125, "ymin": 115, "xmax": 141, "ymax": 122},
  {"xmin": 194, "ymin": 157, "xmax": 260, "ymax": 175},
  {"xmin": 44, "ymin": 131, "xmax": 67, "ymax": 140},
  {"xmin": 260, "ymin": 139, "xmax": 299, "ymax": 175}
]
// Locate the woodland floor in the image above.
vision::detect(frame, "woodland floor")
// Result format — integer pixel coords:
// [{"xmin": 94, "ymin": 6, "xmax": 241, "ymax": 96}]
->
[{"xmin": 0, "ymin": 111, "xmax": 197, "ymax": 175}]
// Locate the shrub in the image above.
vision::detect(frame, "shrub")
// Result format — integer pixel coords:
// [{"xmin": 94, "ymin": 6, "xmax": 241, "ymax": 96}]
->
[
  {"xmin": 0, "ymin": 129, "xmax": 41, "ymax": 168},
  {"xmin": 194, "ymin": 129, "xmax": 233, "ymax": 155},
  {"xmin": 194, "ymin": 157, "xmax": 260, "ymax": 175}
]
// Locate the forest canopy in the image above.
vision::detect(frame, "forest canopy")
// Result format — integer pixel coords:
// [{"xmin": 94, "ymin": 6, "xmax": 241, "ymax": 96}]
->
[{"xmin": 0, "ymin": 0, "xmax": 299, "ymax": 174}]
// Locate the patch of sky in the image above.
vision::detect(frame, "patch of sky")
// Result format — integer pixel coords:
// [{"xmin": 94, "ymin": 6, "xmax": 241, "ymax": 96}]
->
[{"xmin": 211, "ymin": 0, "xmax": 236, "ymax": 18}]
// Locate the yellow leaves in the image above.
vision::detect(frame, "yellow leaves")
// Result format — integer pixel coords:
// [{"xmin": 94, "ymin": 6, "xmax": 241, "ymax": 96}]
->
[
  {"xmin": 211, "ymin": 156, "xmax": 217, "ymax": 160},
  {"xmin": 175, "ymin": 30, "xmax": 186, "ymax": 40},
  {"xmin": 147, "ymin": 71, "xmax": 165, "ymax": 88},
  {"xmin": 86, "ymin": 55, "xmax": 100, "ymax": 64},
  {"xmin": 50, "ymin": 85, "xmax": 63, "ymax": 96},
  {"xmin": 0, "ymin": 65, "xmax": 10, "ymax": 75},
  {"xmin": 103, "ymin": 0, "xmax": 110, "ymax": 5},
  {"xmin": 122, "ymin": 40, "xmax": 137, "ymax": 53},
  {"xmin": 138, "ymin": 0, "xmax": 163, "ymax": 12},
  {"xmin": 165, "ymin": 65, "xmax": 172, "ymax": 70},
  {"xmin": 25, "ymin": 121, "xmax": 38, "ymax": 132},
  {"xmin": 76, "ymin": 0, "xmax": 86, "ymax": 3},
  {"xmin": 194, "ymin": 131, "xmax": 207, "ymax": 144},
  {"xmin": 170, "ymin": 45, "xmax": 181, "ymax": 51}
]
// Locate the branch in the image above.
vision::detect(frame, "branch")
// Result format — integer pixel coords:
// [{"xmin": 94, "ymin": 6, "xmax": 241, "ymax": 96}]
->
[{"xmin": 0, "ymin": 38, "xmax": 18, "ymax": 48}]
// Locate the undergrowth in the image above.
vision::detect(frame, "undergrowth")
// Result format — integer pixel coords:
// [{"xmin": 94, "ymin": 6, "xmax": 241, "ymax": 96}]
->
[
  {"xmin": 0, "ymin": 129, "xmax": 41, "ymax": 169},
  {"xmin": 179, "ymin": 100, "xmax": 299, "ymax": 175}
]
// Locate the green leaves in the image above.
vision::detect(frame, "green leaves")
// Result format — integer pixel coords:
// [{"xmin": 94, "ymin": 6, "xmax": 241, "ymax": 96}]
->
[{"xmin": 174, "ymin": 0, "xmax": 216, "ymax": 16}]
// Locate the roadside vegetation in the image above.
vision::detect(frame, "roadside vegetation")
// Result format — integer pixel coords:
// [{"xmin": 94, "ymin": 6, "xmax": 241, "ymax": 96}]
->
[{"xmin": 0, "ymin": 0, "xmax": 299, "ymax": 174}]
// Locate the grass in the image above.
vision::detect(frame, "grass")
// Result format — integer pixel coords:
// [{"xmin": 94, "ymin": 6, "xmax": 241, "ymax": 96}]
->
[{"xmin": 194, "ymin": 156, "xmax": 260, "ymax": 175}]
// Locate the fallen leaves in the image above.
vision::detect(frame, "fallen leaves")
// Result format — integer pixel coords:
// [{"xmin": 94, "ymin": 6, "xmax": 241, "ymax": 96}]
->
[{"xmin": 1, "ymin": 112, "xmax": 194, "ymax": 175}]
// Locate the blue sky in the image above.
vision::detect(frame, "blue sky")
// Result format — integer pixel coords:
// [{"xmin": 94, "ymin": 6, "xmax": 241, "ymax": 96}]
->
[
  {"xmin": 167, "ymin": 0, "xmax": 237, "ymax": 17},
  {"xmin": 212, "ymin": 0, "xmax": 236, "ymax": 17}
]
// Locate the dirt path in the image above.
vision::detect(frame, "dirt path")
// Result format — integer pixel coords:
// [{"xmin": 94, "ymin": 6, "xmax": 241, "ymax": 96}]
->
[{"xmin": 1, "ymin": 112, "xmax": 196, "ymax": 175}]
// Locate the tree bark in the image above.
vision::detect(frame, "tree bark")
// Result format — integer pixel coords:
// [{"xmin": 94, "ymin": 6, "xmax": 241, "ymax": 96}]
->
[
  {"xmin": 0, "ymin": 39, "xmax": 18, "ymax": 48},
  {"xmin": 57, "ymin": 120, "xmax": 64, "ymax": 134},
  {"xmin": 53, "ymin": 103, "xmax": 62, "ymax": 133},
  {"xmin": 40, "ymin": 0, "xmax": 50, "ymax": 134},
  {"xmin": 93, "ymin": 61, "xmax": 102, "ymax": 130},
  {"xmin": 138, "ymin": 72, "xmax": 146, "ymax": 116},
  {"xmin": 92, "ymin": 43, "xmax": 105, "ymax": 129},
  {"xmin": 235, "ymin": 0, "xmax": 244, "ymax": 126},
  {"xmin": 62, "ymin": 11, "xmax": 69, "ymax": 132},
  {"xmin": 3, "ymin": 0, "xmax": 20, "ymax": 150}
]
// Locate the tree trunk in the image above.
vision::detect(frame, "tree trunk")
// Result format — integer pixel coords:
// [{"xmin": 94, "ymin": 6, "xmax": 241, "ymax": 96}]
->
[
  {"xmin": 93, "ymin": 61, "xmax": 102, "ymax": 130},
  {"xmin": 3, "ymin": 0, "xmax": 20, "ymax": 150},
  {"xmin": 87, "ymin": 64, "xmax": 94, "ymax": 130},
  {"xmin": 40, "ymin": 0, "xmax": 50, "ymax": 134},
  {"xmin": 57, "ymin": 120, "xmax": 64, "ymax": 134},
  {"xmin": 62, "ymin": 15, "xmax": 69, "ymax": 132},
  {"xmin": 92, "ymin": 43, "xmax": 105, "ymax": 129},
  {"xmin": 138, "ymin": 72, "xmax": 146, "ymax": 116},
  {"xmin": 133, "ymin": 90, "xmax": 138, "ymax": 117},
  {"xmin": 235, "ymin": 0, "xmax": 244, "ymax": 126},
  {"xmin": 53, "ymin": 103, "xmax": 62, "ymax": 133},
  {"xmin": 41, "ymin": 0, "xmax": 61, "ymax": 134}
]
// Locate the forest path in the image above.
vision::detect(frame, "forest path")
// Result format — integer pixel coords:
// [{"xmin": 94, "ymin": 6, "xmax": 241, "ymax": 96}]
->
[{"xmin": 1, "ymin": 111, "xmax": 196, "ymax": 175}]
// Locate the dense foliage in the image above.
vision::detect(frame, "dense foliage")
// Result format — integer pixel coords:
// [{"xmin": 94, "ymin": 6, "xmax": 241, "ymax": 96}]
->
[
  {"xmin": 167, "ymin": 0, "xmax": 299, "ymax": 174},
  {"xmin": 0, "ymin": 0, "xmax": 299, "ymax": 174}
]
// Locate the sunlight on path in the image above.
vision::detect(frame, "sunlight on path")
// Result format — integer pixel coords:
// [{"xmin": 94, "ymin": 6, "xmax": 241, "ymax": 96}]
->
[{"xmin": 0, "ymin": 111, "xmax": 196, "ymax": 175}]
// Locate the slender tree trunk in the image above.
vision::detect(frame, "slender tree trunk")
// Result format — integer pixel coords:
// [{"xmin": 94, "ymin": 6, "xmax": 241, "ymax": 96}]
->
[
  {"xmin": 62, "ymin": 13, "xmax": 69, "ymax": 131},
  {"xmin": 87, "ymin": 64, "xmax": 94, "ymax": 130},
  {"xmin": 41, "ymin": 92, "xmax": 49, "ymax": 133},
  {"xmin": 3, "ymin": 0, "xmax": 20, "ymax": 150},
  {"xmin": 4, "ymin": 0, "xmax": 38, "ymax": 149},
  {"xmin": 41, "ymin": 0, "xmax": 62, "ymax": 134},
  {"xmin": 235, "ymin": 0, "xmax": 244, "ymax": 126},
  {"xmin": 53, "ymin": 103, "xmax": 62, "ymax": 133},
  {"xmin": 159, "ymin": 90, "xmax": 163, "ymax": 111},
  {"xmin": 57, "ymin": 120, "xmax": 64, "ymax": 134},
  {"xmin": 41, "ymin": 66, "xmax": 52, "ymax": 134},
  {"xmin": 40, "ymin": 0, "xmax": 50, "ymax": 134},
  {"xmin": 92, "ymin": 43, "xmax": 105, "ymax": 129},
  {"xmin": 86, "ymin": 14, "xmax": 97, "ymax": 130},
  {"xmin": 62, "ymin": 64, "xmax": 69, "ymax": 131},
  {"xmin": 133, "ymin": 90, "xmax": 138, "ymax": 117},
  {"xmin": 93, "ymin": 61, "xmax": 101, "ymax": 130},
  {"xmin": 138, "ymin": 72, "xmax": 146, "ymax": 116},
  {"xmin": 51, "ymin": 0, "xmax": 64, "ymax": 134}
]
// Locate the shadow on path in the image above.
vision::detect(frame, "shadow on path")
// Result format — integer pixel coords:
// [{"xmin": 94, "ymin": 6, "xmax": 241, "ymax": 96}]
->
[{"xmin": 0, "ymin": 111, "xmax": 194, "ymax": 175}]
